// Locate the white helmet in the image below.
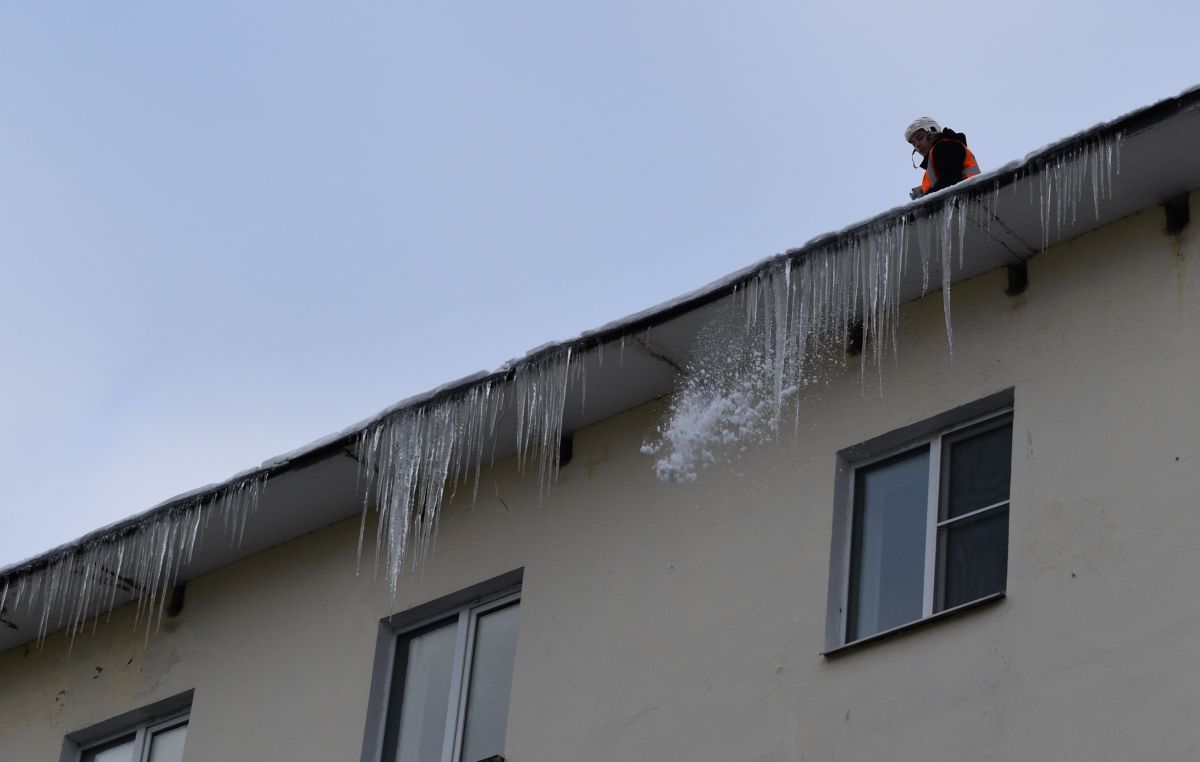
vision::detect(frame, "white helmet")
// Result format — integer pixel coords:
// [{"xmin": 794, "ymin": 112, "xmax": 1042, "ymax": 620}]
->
[{"xmin": 904, "ymin": 117, "xmax": 941, "ymax": 142}]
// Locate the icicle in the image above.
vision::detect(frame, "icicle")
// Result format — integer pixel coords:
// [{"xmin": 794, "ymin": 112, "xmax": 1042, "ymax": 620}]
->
[
  {"xmin": 0, "ymin": 474, "xmax": 266, "ymax": 646},
  {"xmin": 512, "ymin": 351, "xmax": 573, "ymax": 493},
  {"xmin": 916, "ymin": 211, "xmax": 933, "ymax": 294},
  {"xmin": 938, "ymin": 201, "xmax": 956, "ymax": 354},
  {"xmin": 1033, "ymin": 132, "xmax": 1124, "ymax": 252},
  {"xmin": 572, "ymin": 353, "xmax": 588, "ymax": 415},
  {"xmin": 356, "ymin": 351, "xmax": 576, "ymax": 598}
]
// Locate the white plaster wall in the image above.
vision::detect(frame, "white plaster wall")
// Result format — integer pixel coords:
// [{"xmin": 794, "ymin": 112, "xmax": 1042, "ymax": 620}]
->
[{"xmin": 2, "ymin": 193, "xmax": 1198, "ymax": 761}]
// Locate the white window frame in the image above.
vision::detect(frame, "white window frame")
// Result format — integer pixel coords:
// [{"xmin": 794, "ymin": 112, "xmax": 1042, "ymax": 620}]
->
[
  {"xmin": 447, "ymin": 591, "xmax": 520, "ymax": 762},
  {"xmin": 824, "ymin": 392, "xmax": 1013, "ymax": 654},
  {"xmin": 361, "ymin": 570, "xmax": 522, "ymax": 762},
  {"xmin": 63, "ymin": 693, "xmax": 192, "ymax": 762},
  {"xmin": 79, "ymin": 713, "xmax": 189, "ymax": 762}
]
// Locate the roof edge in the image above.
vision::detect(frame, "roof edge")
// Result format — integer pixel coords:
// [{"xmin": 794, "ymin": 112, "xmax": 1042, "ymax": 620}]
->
[{"xmin": 4, "ymin": 82, "xmax": 1199, "ymax": 583}]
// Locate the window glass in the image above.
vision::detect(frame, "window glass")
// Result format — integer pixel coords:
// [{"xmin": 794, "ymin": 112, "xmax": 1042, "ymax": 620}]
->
[
  {"xmin": 146, "ymin": 723, "xmax": 188, "ymax": 762},
  {"xmin": 848, "ymin": 448, "xmax": 929, "ymax": 641},
  {"xmin": 81, "ymin": 736, "xmax": 135, "ymax": 762},
  {"xmin": 944, "ymin": 422, "xmax": 1012, "ymax": 519},
  {"xmin": 459, "ymin": 602, "xmax": 520, "ymax": 762},
  {"xmin": 938, "ymin": 507, "xmax": 1008, "ymax": 610},
  {"xmin": 396, "ymin": 621, "xmax": 459, "ymax": 762}
]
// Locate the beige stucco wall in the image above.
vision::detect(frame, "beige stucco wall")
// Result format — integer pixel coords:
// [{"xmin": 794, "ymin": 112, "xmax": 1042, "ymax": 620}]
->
[{"xmin": 3, "ymin": 193, "xmax": 1199, "ymax": 761}]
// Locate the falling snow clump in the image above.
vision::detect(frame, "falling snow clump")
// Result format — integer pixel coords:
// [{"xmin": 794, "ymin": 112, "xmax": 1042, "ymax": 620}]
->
[{"xmin": 642, "ymin": 348, "xmax": 796, "ymax": 483}]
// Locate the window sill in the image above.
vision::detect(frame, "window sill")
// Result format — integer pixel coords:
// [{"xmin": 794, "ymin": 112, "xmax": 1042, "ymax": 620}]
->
[{"xmin": 821, "ymin": 592, "xmax": 1005, "ymax": 658}]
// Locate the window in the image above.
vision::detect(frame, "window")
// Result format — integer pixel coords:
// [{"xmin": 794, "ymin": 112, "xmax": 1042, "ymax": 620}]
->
[
  {"xmin": 64, "ymin": 693, "xmax": 192, "ymax": 762},
  {"xmin": 826, "ymin": 394, "xmax": 1013, "ymax": 651},
  {"xmin": 363, "ymin": 572, "xmax": 522, "ymax": 762},
  {"xmin": 79, "ymin": 716, "xmax": 188, "ymax": 762}
]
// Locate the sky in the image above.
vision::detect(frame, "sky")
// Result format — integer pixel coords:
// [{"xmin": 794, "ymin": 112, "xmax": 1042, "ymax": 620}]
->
[{"xmin": 1, "ymin": 0, "xmax": 1197, "ymax": 569}]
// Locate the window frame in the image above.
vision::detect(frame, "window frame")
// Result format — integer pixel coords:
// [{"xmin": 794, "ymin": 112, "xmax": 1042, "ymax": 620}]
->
[
  {"xmin": 62, "ymin": 691, "xmax": 192, "ymax": 762},
  {"xmin": 79, "ymin": 714, "xmax": 189, "ymax": 762},
  {"xmin": 824, "ymin": 391, "xmax": 1013, "ymax": 654},
  {"xmin": 360, "ymin": 570, "xmax": 523, "ymax": 762}
]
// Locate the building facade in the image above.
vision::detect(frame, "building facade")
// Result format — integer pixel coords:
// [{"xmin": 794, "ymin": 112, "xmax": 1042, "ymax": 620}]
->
[{"xmin": 2, "ymin": 90, "xmax": 1199, "ymax": 762}]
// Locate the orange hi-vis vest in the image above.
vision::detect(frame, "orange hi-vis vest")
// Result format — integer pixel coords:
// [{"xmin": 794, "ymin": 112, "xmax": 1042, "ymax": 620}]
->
[{"xmin": 921, "ymin": 139, "xmax": 981, "ymax": 193}]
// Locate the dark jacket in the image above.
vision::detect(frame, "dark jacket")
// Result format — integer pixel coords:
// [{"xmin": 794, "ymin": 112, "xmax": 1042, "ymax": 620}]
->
[{"xmin": 920, "ymin": 128, "xmax": 971, "ymax": 193}]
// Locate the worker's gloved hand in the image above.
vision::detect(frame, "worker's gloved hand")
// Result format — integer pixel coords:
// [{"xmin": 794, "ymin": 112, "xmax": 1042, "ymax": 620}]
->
[{"xmin": 909, "ymin": 186, "xmax": 924, "ymax": 200}]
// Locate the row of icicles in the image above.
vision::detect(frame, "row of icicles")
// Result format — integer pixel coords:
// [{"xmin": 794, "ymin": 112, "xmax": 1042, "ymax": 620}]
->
[{"xmin": 0, "ymin": 133, "xmax": 1121, "ymax": 646}]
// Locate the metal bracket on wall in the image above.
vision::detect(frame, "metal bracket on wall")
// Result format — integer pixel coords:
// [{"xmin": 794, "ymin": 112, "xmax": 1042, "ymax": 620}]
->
[
  {"xmin": 846, "ymin": 321, "xmax": 864, "ymax": 356},
  {"xmin": 1006, "ymin": 263, "xmax": 1028, "ymax": 296},
  {"xmin": 167, "ymin": 583, "xmax": 187, "ymax": 618},
  {"xmin": 1165, "ymin": 193, "xmax": 1191, "ymax": 235}
]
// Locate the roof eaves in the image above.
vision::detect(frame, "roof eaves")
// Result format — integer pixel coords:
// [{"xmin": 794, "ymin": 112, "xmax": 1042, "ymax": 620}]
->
[{"xmin": 3, "ymin": 82, "xmax": 1199, "ymax": 583}]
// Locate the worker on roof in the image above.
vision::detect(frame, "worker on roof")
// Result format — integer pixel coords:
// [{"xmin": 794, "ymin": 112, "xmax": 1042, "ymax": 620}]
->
[{"xmin": 905, "ymin": 117, "xmax": 980, "ymax": 199}]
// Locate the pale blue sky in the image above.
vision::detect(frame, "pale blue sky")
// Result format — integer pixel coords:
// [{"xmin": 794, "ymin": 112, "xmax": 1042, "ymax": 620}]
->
[{"xmin": 1, "ymin": 0, "xmax": 1196, "ymax": 567}]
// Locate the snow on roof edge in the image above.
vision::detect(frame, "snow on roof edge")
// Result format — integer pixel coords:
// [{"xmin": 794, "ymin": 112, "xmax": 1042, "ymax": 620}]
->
[{"xmin": 4, "ymin": 82, "xmax": 1199, "ymax": 581}]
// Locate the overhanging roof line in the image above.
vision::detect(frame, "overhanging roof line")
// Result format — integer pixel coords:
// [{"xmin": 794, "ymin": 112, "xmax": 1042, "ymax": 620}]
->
[{"xmin": 3, "ymin": 82, "xmax": 1199, "ymax": 599}]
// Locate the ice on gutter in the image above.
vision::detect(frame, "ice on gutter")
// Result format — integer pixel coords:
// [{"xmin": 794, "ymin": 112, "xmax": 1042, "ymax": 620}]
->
[
  {"xmin": 0, "ymin": 475, "xmax": 264, "ymax": 646},
  {"xmin": 5, "ymin": 82, "xmax": 1196, "ymax": 647}
]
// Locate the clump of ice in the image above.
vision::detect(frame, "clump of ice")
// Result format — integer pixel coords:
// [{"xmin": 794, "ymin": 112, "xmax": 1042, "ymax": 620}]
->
[
  {"xmin": 642, "ymin": 329, "xmax": 800, "ymax": 483},
  {"xmin": 640, "ymin": 368, "xmax": 793, "ymax": 483}
]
